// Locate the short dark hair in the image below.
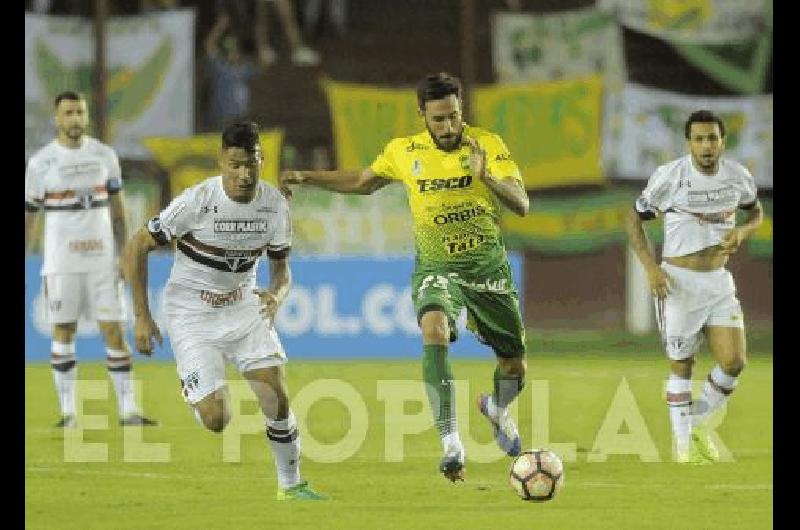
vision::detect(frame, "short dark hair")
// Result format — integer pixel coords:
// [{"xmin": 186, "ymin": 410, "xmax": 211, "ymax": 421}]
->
[
  {"xmin": 416, "ymin": 72, "xmax": 462, "ymax": 111},
  {"xmin": 54, "ymin": 91, "xmax": 85, "ymax": 108},
  {"xmin": 685, "ymin": 110, "xmax": 726, "ymax": 139},
  {"xmin": 221, "ymin": 121, "xmax": 261, "ymax": 152}
]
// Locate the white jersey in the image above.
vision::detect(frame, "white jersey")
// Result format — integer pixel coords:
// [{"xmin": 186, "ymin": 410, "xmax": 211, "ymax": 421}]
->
[
  {"xmin": 148, "ymin": 176, "xmax": 291, "ymax": 299},
  {"xmin": 25, "ymin": 137, "xmax": 121, "ymax": 275},
  {"xmin": 634, "ymin": 155, "xmax": 758, "ymax": 258}
]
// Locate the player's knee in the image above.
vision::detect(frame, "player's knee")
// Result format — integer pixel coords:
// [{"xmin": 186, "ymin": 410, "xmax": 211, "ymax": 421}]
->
[
  {"xmin": 722, "ymin": 357, "xmax": 746, "ymax": 377},
  {"xmin": 670, "ymin": 358, "xmax": 694, "ymax": 379},
  {"xmin": 420, "ymin": 311, "xmax": 449, "ymax": 344},
  {"xmin": 196, "ymin": 401, "xmax": 230, "ymax": 433},
  {"xmin": 499, "ymin": 357, "xmax": 526, "ymax": 379},
  {"xmin": 202, "ymin": 411, "xmax": 230, "ymax": 433},
  {"xmin": 53, "ymin": 323, "xmax": 77, "ymax": 342}
]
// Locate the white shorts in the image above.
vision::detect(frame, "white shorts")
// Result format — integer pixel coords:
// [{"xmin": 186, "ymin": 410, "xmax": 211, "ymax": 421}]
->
[
  {"xmin": 44, "ymin": 269, "xmax": 125, "ymax": 324},
  {"xmin": 164, "ymin": 283, "xmax": 287, "ymax": 405},
  {"xmin": 655, "ymin": 262, "xmax": 745, "ymax": 360}
]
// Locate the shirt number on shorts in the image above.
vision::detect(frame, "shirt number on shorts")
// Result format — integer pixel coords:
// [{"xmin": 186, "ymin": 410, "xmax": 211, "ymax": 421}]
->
[{"xmin": 418, "ymin": 274, "xmax": 449, "ymax": 296}]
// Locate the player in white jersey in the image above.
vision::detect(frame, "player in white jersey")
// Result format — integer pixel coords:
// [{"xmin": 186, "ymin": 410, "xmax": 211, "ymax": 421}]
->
[
  {"xmin": 24, "ymin": 91, "xmax": 157, "ymax": 428},
  {"xmin": 124, "ymin": 121, "xmax": 326, "ymax": 500},
  {"xmin": 626, "ymin": 110, "xmax": 764, "ymax": 464}
]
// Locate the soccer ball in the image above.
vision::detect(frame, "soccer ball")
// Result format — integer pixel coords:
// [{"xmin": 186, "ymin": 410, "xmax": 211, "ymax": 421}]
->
[{"xmin": 508, "ymin": 449, "xmax": 564, "ymax": 502}]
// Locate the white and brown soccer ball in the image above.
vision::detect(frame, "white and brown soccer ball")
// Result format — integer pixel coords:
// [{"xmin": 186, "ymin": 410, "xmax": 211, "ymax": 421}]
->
[{"xmin": 508, "ymin": 449, "xmax": 564, "ymax": 501}]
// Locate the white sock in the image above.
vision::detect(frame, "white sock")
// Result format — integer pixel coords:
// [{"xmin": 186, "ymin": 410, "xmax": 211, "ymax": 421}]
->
[
  {"xmin": 666, "ymin": 374, "xmax": 693, "ymax": 455},
  {"xmin": 693, "ymin": 365, "xmax": 738, "ymax": 426},
  {"xmin": 486, "ymin": 395, "xmax": 504, "ymax": 419},
  {"xmin": 51, "ymin": 341, "xmax": 77, "ymax": 417},
  {"xmin": 441, "ymin": 431, "xmax": 464, "ymax": 456},
  {"xmin": 267, "ymin": 411, "xmax": 301, "ymax": 489},
  {"xmin": 107, "ymin": 348, "xmax": 139, "ymax": 418}
]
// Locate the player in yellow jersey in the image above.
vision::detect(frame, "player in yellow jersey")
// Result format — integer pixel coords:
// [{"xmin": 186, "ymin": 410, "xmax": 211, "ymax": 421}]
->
[{"xmin": 279, "ymin": 73, "xmax": 530, "ymax": 482}]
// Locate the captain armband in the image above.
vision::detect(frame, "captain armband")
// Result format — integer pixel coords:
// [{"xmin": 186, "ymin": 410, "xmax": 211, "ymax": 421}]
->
[
  {"xmin": 633, "ymin": 197, "xmax": 658, "ymax": 221},
  {"xmin": 147, "ymin": 216, "xmax": 171, "ymax": 245},
  {"xmin": 107, "ymin": 178, "xmax": 122, "ymax": 194}
]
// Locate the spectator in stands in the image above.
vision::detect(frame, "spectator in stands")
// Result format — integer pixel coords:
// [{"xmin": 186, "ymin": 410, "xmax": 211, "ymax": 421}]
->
[
  {"xmin": 30, "ymin": 0, "xmax": 53, "ymax": 12},
  {"xmin": 255, "ymin": 0, "xmax": 321, "ymax": 67},
  {"xmin": 204, "ymin": 13, "xmax": 258, "ymax": 130},
  {"xmin": 302, "ymin": 0, "xmax": 348, "ymax": 38},
  {"xmin": 140, "ymin": 0, "xmax": 179, "ymax": 11}
]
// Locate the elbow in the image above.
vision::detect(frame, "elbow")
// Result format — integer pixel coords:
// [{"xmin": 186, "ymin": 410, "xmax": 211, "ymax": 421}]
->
[
  {"xmin": 356, "ymin": 184, "xmax": 376, "ymax": 195},
  {"xmin": 624, "ymin": 210, "xmax": 638, "ymax": 233},
  {"xmin": 514, "ymin": 197, "xmax": 530, "ymax": 217},
  {"xmin": 755, "ymin": 205, "xmax": 765, "ymax": 226},
  {"xmin": 357, "ymin": 177, "xmax": 380, "ymax": 195}
]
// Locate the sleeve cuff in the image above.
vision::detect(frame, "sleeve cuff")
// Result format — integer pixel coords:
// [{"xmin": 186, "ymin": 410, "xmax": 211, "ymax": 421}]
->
[{"xmin": 266, "ymin": 246, "xmax": 291, "ymax": 259}]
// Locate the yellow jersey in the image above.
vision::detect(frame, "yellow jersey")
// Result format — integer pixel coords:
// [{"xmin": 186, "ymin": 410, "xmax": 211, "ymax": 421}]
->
[{"xmin": 370, "ymin": 124, "xmax": 522, "ymax": 272}]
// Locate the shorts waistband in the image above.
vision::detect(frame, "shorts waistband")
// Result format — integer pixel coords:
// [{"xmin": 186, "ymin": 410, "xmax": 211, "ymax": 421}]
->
[{"xmin": 661, "ymin": 261, "xmax": 727, "ymax": 274}]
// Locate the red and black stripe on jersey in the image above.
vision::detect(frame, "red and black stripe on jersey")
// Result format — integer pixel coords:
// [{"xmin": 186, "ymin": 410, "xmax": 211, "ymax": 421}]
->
[
  {"xmin": 176, "ymin": 233, "xmax": 290, "ymax": 273},
  {"xmin": 27, "ymin": 184, "xmax": 117, "ymax": 211}
]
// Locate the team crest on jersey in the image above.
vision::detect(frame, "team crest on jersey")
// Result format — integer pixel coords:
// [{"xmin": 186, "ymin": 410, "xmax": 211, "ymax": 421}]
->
[
  {"xmin": 459, "ymin": 155, "xmax": 470, "ymax": 171},
  {"xmin": 223, "ymin": 250, "xmax": 254, "ymax": 272},
  {"xmin": 75, "ymin": 188, "xmax": 93, "ymax": 209},
  {"xmin": 412, "ymin": 159, "xmax": 422, "ymax": 176}
]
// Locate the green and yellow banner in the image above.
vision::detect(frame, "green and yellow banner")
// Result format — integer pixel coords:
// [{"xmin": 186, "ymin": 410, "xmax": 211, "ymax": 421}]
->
[
  {"xmin": 323, "ymin": 77, "xmax": 605, "ymax": 190},
  {"xmin": 607, "ymin": 0, "xmax": 768, "ymax": 44},
  {"xmin": 25, "ymin": 11, "xmax": 194, "ymax": 160},
  {"xmin": 142, "ymin": 131, "xmax": 284, "ymax": 199},
  {"xmin": 472, "ymin": 76, "xmax": 605, "ymax": 190},
  {"xmin": 501, "ymin": 189, "xmax": 632, "ymax": 253},
  {"xmin": 322, "ymin": 78, "xmax": 422, "ymax": 170},
  {"xmin": 501, "ymin": 190, "xmax": 772, "ymax": 258}
]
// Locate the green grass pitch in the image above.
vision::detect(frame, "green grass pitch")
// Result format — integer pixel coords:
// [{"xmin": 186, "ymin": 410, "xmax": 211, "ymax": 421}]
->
[{"xmin": 26, "ymin": 331, "xmax": 773, "ymax": 529}]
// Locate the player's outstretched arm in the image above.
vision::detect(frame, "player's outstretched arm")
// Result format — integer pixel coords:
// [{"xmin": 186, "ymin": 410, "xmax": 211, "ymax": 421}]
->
[
  {"xmin": 123, "ymin": 227, "xmax": 163, "ymax": 355},
  {"xmin": 204, "ymin": 12, "xmax": 229, "ymax": 59},
  {"xmin": 279, "ymin": 168, "xmax": 391, "ymax": 197},
  {"xmin": 624, "ymin": 208, "xmax": 672, "ymax": 299},
  {"xmin": 254, "ymin": 256, "xmax": 291, "ymax": 323}
]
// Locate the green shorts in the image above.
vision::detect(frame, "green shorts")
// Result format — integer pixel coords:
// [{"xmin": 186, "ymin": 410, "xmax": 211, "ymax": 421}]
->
[{"xmin": 411, "ymin": 260, "xmax": 526, "ymax": 358}]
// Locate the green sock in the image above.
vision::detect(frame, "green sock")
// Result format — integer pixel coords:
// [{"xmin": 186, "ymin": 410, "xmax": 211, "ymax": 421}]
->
[
  {"xmin": 422, "ymin": 344, "xmax": 456, "ymax": 438},
  {"xmin": 493, "ymin": 365, "xmax": 525, "ymax": 411}
]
